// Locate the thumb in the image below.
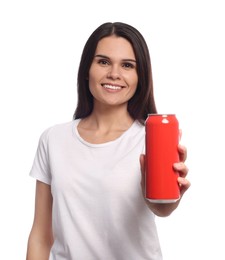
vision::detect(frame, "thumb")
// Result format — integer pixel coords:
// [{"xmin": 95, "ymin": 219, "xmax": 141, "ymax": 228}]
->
[
  {"xmin": 139, "ymin": 154, "xmax": 145, "ymax": 175},
  {"xmin": 139, "ymin": 154, "xmax": 146, "ymax": 196}
]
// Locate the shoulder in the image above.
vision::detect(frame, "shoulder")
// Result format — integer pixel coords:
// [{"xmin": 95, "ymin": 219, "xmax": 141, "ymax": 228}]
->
[{"xmin": 38, "ymin": 121, "xmax": 75, "ymax": 144}]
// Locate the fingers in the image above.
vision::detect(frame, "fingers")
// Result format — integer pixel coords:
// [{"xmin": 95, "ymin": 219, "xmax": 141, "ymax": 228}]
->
[
  {"xmin": 139, "ymin": 154, "xmax": 145, "ymax": 175},
  {"xmin": 139, "ymin": 154, "xmax": 146, "ymax": 196},
  {"xmin": 140, "ymin": 153, "xmax": 191, "ymax": 200},
  {"xmin": 173, "ymin": 162, "xmax": 189, "ymax": 178},
  {"xmin": 179, "ymin": 129, "xmax": 182, "ymax": 141},
  {"xmin": 178, "ymin": 144, "xmax": 187, "ymax": 162},
  {"xmin": 174, "ymin": 161, "xmax": 191, "ymax": 197},
  {"xmin": 177, "ymin": 177, "xmax": 191, "ymax": 196}
]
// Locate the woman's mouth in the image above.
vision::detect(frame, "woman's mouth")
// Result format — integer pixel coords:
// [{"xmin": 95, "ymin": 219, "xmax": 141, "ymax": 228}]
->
[{"xmin": 101, "ymin": 84, "xmax": 123, "ymax": 90}]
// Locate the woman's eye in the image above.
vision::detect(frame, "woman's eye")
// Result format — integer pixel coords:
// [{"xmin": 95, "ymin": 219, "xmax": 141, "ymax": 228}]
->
[
  {"xmin": 122, "ymin": 63, "xmax": 135, "ymax": 69},
  {"xmin": 98, "ymin": 59, "xmax": 110, "ymax": 65}
]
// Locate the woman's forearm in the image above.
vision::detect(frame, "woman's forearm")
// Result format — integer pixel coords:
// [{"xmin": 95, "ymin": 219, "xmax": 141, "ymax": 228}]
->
[{"xmin": 26, "ymin": 230, "xmax": 53, "ymax": 260}]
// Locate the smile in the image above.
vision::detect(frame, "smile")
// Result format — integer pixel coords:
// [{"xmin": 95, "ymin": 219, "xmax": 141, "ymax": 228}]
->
[{"xmin": 101, "ymin": 84, "xmax": 123, "ymax": 90}]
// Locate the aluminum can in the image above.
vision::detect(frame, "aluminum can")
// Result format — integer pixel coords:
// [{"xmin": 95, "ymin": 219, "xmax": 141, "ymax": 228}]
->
[{"xmin": 145, "ymin": 114, "xmax": 180, "ymax": 203}]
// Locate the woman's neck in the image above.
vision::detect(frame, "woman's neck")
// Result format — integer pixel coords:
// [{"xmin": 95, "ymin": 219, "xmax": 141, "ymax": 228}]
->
[
  {"xmin": 84, "ymin": 106, "xmax": 133, "ymax": 131},
  {"xmin": 77, "ymin": 106, "xmax": 134, "ymax": 144}
]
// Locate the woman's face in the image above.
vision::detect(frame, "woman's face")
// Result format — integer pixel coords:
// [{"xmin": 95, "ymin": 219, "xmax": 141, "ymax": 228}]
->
[{"xmin": 88, "ymin": 35, "xmax": 138, "ymax": 108}]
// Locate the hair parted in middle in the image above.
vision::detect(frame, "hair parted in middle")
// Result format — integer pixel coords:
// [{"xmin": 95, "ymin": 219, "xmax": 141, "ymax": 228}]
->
[{"xmin": 73, "ymin": 22, "xmax": 157, "ymax": 124}]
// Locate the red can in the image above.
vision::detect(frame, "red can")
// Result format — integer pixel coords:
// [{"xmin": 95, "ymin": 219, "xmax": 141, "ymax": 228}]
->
[{"xmin": 145, "ymin": 114, "xmax": 180, "ymax": 203}]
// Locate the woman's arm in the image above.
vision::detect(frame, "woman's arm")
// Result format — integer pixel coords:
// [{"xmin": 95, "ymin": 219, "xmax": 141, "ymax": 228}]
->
[
  {"xmin": 140, "ymin": 144, "xmax": 191, "ymax": 217},
  {"xmin": 26, "ymin": 180, "xmax": 53, "ymax": 260}
]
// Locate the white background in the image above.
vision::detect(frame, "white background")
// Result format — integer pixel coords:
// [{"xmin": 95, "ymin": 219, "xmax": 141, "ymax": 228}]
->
[{"xmin": 1, "ymin": 0, "xmax": 225, "ymax": 259}]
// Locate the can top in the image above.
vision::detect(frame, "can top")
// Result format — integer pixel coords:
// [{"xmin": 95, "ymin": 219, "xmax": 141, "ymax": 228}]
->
[
  {"xmin": 145, "ymin": 114, "xmax": 178, "ymax": 125},
  {"xmin": 147, "ymin": 113, "xmax": 176, "ymax": 117}
]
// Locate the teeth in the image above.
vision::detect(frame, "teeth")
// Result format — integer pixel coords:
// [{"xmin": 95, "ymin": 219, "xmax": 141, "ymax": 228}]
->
[{"xmin": 103, "ymin": 84, "xmax": 122, "ymax": 90}]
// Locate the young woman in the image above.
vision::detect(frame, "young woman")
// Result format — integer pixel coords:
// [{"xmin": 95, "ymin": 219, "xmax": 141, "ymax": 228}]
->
[{"xmin": 26, "ymin": 22, "xmax": 190, "ymax": 260}]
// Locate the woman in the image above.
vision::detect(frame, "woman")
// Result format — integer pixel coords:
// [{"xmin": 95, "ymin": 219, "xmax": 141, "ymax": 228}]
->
[{"xmin": 26, "ymin": 22, "xmax": 190, "ymax": 260}]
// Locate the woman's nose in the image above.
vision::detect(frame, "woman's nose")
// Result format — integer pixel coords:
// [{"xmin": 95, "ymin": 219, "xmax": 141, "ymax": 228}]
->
[{"xmin": 107, "ymin": 65, "xmax": 121, "ymax": 79}]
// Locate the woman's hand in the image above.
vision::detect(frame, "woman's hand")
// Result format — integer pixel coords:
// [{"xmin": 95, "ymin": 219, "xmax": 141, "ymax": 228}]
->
[
  {"xmin": 139, "ymin": 143, "xmax": 191, "ymax": 217},
  {"xmin": 173, "ymin": 144, "xmax": 191, "ymax": 197}
]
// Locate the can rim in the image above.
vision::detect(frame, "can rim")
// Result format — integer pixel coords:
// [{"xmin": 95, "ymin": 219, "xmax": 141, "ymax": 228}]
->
[{"xmin": 147, "ymin": 113, "xmax": 176, "ymax": 116}]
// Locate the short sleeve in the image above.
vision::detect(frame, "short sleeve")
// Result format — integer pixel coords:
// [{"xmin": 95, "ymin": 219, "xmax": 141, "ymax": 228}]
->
[{"xmin": 29, "ymin": 128, "xmax": 52, "ymax": 185}]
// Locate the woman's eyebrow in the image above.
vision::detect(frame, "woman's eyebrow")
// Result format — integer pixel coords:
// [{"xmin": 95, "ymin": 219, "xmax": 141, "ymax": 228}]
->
[
  {"xmin": 94, "ymin": 54, "xmax": 136, "ymax": 63},
  {"xmin": 94, "ymin": 54, "xmax": 109, "ymax": 59}
]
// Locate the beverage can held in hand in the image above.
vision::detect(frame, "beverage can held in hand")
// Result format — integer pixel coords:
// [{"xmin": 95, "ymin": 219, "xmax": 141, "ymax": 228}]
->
[{"xmin": 145, "ymin": 114, "xmax": 180, "ymax": 203}]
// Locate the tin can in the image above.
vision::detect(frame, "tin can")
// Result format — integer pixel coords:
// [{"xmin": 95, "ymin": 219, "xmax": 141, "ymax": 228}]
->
[{"xmin": 145, "ymin": 114, "xmax": 180, "ymax": 203}]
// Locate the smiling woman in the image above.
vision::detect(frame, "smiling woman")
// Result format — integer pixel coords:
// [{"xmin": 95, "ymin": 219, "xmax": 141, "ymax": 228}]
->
[
  {"xmin": 74, "ymin": 22, "xmax": 157, "ymax": 122},
  {"xmin": 26, "ymin": 22, "xmax": 190, "ymax": 260},
  {"xmin": 88, "ymin": 36, "xmax": 138, "ymax": 108}
]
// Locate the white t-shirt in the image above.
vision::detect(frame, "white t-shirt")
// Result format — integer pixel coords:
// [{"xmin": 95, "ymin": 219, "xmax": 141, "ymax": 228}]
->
[{"xmin": 30, "ymin": 119, "xmax": 162, "ymax": 260}]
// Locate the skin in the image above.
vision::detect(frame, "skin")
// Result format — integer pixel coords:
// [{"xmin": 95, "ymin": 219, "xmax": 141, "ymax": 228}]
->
[
  {"xmin": 26, "ymin": 35, "xmax": 190, "ymax": 259},
  {"xmin": 26, "ymin": 181, "xmax": 53, "ymax": 260}
]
